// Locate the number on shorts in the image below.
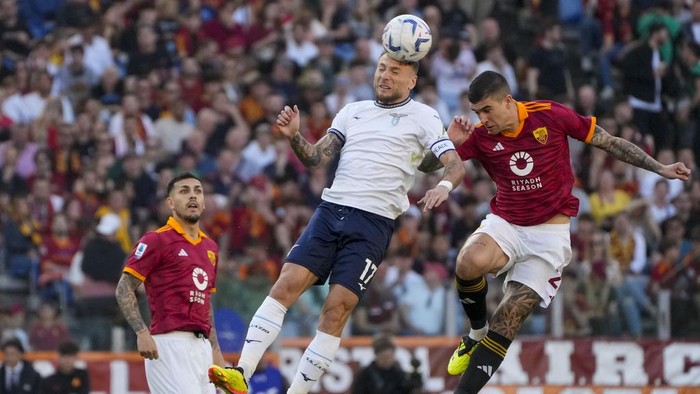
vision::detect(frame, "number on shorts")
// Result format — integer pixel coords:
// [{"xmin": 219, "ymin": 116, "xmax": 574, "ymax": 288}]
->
[
  {"xmin": 359, "ymin": 258, "xmax": 378, "ymax": 284},
  {"xmin": 548, "ymin": 276, "xmax": 562, "ymax": 289}
]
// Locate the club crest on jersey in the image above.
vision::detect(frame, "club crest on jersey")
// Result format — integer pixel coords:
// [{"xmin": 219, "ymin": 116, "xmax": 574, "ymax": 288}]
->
[
  {"xmin": 135, "ymin": 242, "xmax": 147, "ymax": 259},
  {"xmin": 207, "ymin": 250, "xmax": 216, "ymax": 266},
  {"xmin": 389, "ymin": 112, "xmax": 408, "ymax": 125},
  {"xmin": 533, "ymin": 127, "xmax": 548, "ymax": 144}
]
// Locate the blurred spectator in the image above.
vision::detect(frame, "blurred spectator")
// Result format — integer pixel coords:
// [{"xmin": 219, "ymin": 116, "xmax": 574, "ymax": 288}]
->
[
  {"xmin": 353, "ymin": 264, "xmax": 400, "ymax": 336},
  {"xmin": 0, "ymin": 0, "xmax": 32, "ymax": 60},
  {"xmin": 0, "ymin": 305, "xmax": 29, "ymax": 352},
  {"xmin": 430, "ymin": 35, "xmax": 477, "ymax": 115},
  {"xmin": 108, "ymin": 94, "xmax": 155, "ymax": 158},
  {"xmin": 325, "ymin": 72, "xmax": 356, "ymax": 114},
  {"xmin": 68, "ymin": 19, "xmax": 115, "ymax": 78},
  {"xmin": 40, "ymin": 340, "xmax": 89, "ymax": 394},
  {"xmin": 286, "ymin": 19, "xmax": 319, "ymax": 68},
  {"xmin": 620, "ymin": 22, "xmax": 670, "ymax": 150},
  {"xmin": 37, "ymin": 213, "xmax": 80, "ymax": 306},
  {"xmin": 589, "ymin": 169, "xmax": 632, "ymax": 227},
  {"xmin": 0, "ymin": 123, "xmax": 38, "ymax": 180},
  {"xmin": 475, "ymin": 43, "xmax": 518, "ymax": 98},
  {"xmin": 415, "ymin": 80, "xmax": 451, "ymax": 128},
  {"xmin": 68, "ymin": 213, "xmax": 125, "ymax": 350},
  {"xmin": 649, "ymin": 179, "xmax": 677, "ymax": 224},
  {"xmin": 0, "ymin": 337, "xmax": 42, "ymax": 393},
  {"xmin": 351, "ymin": 334, "xmax": 412, "ymax": 394},
  {"xmin": 527, "ymin": 20, "xmax": 574, "ymax": 101},
  {"xmin": 248, "ymin": 360, "xmax": 289, "ymax": 394},
  {"xmin": 238, "ymin": 123, "xmax": 277, "ymax": 182},
  {"xmin": 399, "ymin": 263, "xmax": 447, "ymax": 336},
  {"xmin": 2, "ymin": 195, "xmax": 41, "ymax": 281},
  {"xmin": 54, "ymin": 44, "xmax": 98, "ymax": 109},
  {"xmin": 28, "ymin": 301, "xmax": 70, "ymax": 351},
  {"xmin": 608, "ymin": 211, "xmax": 655, "ymax": 338},
  {"xmin": 95, "ymin": 189, "xmax": 132, "ymax": 254}
]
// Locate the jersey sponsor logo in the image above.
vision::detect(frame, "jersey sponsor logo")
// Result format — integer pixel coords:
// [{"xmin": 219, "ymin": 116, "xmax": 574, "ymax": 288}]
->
[
  {"xmin": 389, "ymin": 112, "xmax": 408, "ymax": 125},
  {"xmin": 192, "ymin": 267, "xmax": 209, "ymax": 291},
  {"xmin": 178, "ymin": 249, "xmax": 188, "ymax": 257},
  {"xmin": 493, "ymin": 142, "xmax": 505, "ymax": 151},
  {"xmin": 509, "ymin": 151, "xmax": 534, "ymax": 176},
  {"xmin": 135, "ymin": 243, "xmax": 148, "ymax": 259},
  {"xmin": 533, "ymin": 127, "xmax": 548, "ymax": 144},
  {"xmin": 207, "ymin": 250, "xmax": 216, "ymax": 266}
]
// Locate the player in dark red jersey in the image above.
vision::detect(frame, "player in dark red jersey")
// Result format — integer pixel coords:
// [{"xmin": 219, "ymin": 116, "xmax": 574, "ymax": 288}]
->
[
  {"xmin": 419, "ymin": 71, "xmax": 690, "ymax": 394},
  {"xmin": 115, "ymin": 172, "xmax": 225, "ymax": 394}
]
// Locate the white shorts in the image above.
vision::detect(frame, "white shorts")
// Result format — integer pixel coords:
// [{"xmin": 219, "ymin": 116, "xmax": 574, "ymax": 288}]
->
[
  {"xmin": 145, "ymin": 331, "xmax": 216, "ymax": 394},
  {"xmin": 473, "ymin": 214, "xmax": 572, "ymax": 307}
]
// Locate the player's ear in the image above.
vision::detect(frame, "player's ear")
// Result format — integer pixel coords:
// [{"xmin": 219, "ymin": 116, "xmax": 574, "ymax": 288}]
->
[
  {"xmin": 165, "ymin": 196, "xmax": 174, "ymax": 210},
  {"xmin": 409, "ymin": 74, "xmax": 417, "ymax": 90}
]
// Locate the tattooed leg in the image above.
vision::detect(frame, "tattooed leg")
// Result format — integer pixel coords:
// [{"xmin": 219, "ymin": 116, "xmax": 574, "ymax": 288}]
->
[{"xmin": 490, "ymin": 281, "xmax": 541, "ymax": 340}]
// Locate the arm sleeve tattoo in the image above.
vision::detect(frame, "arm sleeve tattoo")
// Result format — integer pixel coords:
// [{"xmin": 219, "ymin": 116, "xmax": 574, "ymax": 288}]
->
[
  {"xmin": 115, "ymin": 273, "xmax": 148, "ymax": 334},
  {"xmin": 418, "ymin": 151, "xmax": 445, "ymax": 173},
  {"xmin": 588, "ymin": 125, "xmax": 661, "ymax": 174},
  {"xmin": 289, "ymin": 132, "xmax": 343, "ymax": 169}
]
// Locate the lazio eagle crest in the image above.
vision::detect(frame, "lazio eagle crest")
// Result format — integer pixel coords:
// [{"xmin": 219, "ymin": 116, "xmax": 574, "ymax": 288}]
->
[
  {"xmin": 533, "ymin": 127, "xmax": 548, "ymax": 144},
  {"xmin": 207, "ymin": 250, "xmax": 217, "ymax": 266}
]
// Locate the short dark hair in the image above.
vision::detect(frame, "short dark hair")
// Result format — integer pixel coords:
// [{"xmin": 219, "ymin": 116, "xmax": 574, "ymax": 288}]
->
[
  {"xmin": 468, "ymin": 71, "xmax": 512, "ymax": 103},
  {"xmin": 57, "ymin": 340, "xmax": 79, "ymax": 356},
  {"xmin": 372, "ymin": 334, "xmax": 395, "ymax": 354},
  {"xmin": 166, "ymin": 172, "xmax": 202, "ymax": 196},
  {"xmin": 1, "ymin": 338, "xmax": 24, "ymax": 353}
]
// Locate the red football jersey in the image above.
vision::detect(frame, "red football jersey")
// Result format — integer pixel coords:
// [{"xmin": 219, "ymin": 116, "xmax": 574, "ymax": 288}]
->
[
  {"xmin": 457, "ymin": 101, "xmax": 596, "ymax": 226},
  {"xmin": 124, "ymin": 217, "xmax": 219, "ymax": 336}
]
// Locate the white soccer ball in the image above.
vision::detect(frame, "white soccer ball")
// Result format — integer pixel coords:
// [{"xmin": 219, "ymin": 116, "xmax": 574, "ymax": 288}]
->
[{"xmin": 382, "ymin": 14, "xmax": 433, "ymax": 63}]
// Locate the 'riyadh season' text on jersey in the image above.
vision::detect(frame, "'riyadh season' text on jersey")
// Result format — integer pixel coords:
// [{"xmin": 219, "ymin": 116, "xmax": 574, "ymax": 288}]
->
[
  {"xmin": 457, "ymin": 100, "xmax": 596, "ymax": 226},
  {"xmin": 323, "ymin": 98, "xmax": 454, "ymax": 219}
]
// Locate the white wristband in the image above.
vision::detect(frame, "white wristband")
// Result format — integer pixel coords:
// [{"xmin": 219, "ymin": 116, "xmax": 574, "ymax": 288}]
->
[{"xmin": 438, "ymin": 180, "xmax": 454, "ymax": 191}]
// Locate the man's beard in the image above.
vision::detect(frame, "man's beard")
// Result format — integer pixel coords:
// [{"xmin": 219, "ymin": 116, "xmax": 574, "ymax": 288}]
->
[{"xmin": 183, "ymin": 213, "xmax": 200, "ymax": 224}]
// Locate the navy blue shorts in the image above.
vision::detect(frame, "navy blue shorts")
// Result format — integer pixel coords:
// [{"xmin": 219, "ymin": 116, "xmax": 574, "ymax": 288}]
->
[{"xmin": 285, "ymin": 201, "xmax": 395, "ymax": 298}]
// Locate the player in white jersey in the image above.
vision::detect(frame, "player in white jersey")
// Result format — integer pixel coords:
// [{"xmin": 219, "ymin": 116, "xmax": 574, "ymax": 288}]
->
[{"xmin": 209, "ymin": 52, "xmax": 467, "ymax": 394}]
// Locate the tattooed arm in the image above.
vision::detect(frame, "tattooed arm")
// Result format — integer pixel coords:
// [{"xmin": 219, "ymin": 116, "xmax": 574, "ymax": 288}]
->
[
  {"xmin": 588, "ymin": 125, "xmax": 691, "ymax": 180},
  {"xmin": 209, "ymin": 299, "xmax": 225, "ymax": 366},
  {"xmin": 116, "ymin": 272, "xmax": 159, "ymax": 359},
  {"xmin": 490, "ymin": 282, "xmax": 541, "ymax": 340},
  {"xmin": 288, "ymin": 132, "xmax": 343, "ymax": 169},
  {"xmin": 275, "ymin": 104, "xmax": 343, "ymax": 169}
]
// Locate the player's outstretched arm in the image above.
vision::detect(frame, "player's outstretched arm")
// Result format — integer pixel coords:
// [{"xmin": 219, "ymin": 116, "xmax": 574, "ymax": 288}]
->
[
  {"xmin": 589, "ymin": 125, "xmax": 691, "ymax": 180},
  {"xmin": 116, "ymin": 272, "xmax": 159, "ymax": 359},
  {"xmin": 209, "ymin": 300, "xmax": 225, "ymax": 366},
  {"xmin": 276, "ymin": 104, "xmax": 343, "ymax": 169},
  {"xmin": 418, "ymin": 151, "xmax": 465, "ymax": 212}
]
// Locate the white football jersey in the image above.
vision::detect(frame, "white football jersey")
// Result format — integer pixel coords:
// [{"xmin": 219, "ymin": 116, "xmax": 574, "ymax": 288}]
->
[{"xmin": 322, "ymin": 98, "xmax": 455, "ymax": 219}]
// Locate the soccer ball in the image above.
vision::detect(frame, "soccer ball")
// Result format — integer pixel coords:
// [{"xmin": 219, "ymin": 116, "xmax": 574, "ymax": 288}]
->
[{"xmin": 382, "ymin": 14, "xmax": 432, "ymax": 63}]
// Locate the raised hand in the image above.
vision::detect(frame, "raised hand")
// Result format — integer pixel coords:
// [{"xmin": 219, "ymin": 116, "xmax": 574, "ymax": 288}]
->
[
  {"xmin": 276, "ymin": 105, "xmax": 301, "ymax": 139},
  {"xmin": 659, "ymin": 162, "xmax": 691, "ymax": 181},
  {"xmin": 446, "ymin": 116, "xmax": 475, "ymax": 147}
]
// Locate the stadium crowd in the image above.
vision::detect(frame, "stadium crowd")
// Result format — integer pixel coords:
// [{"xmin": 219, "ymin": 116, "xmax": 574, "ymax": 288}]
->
[{"xmin": 0, "ymin": 0, "xmax": 699, "ymax": 354}]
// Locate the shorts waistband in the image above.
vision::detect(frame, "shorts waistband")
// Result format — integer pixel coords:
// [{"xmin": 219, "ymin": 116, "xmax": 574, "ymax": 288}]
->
[{"xmin": 153, "ymin": 330, "xmax": 208, "ymax": 339}]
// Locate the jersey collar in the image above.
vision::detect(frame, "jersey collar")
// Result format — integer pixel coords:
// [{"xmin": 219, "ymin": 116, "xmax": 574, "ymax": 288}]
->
[
  {"xmin": 166, "ymin": 216, "xmax": 208, "ymax": 245},
  {"xmin": 374, "ymin": 96, "xmax": 412, "ymax": 109},
  {"xmin": 500, "ymin": 101, "xmax": 529, "ymax": 138}
]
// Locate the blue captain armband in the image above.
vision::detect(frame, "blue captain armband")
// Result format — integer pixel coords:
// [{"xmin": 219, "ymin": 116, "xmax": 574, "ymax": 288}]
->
[{"xmin": 430, "ymin": 138, "xmax": 456, "ymax": 158}]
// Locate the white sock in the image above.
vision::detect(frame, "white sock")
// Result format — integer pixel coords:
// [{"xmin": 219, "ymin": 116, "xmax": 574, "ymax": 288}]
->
[
  {"xmin": 469, "ymin": 321, "xmax": 489, "ymax": 341},
  {"xmin": 287, "ymin": 330, "xmax": 341, "ymax": 394},
  {"xmin": 237, "ymin": 296, "xmax": 287, "ymax": 379}
]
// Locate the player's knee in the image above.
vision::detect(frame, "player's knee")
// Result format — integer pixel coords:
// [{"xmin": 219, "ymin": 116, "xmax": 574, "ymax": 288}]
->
[
  {"xmin": 269, "ymin": 278, "xmax": 302, "ymax": 307},
  {"xmin": 455, "ymin": 245, "xmax": 493, "ymax": 279}
]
